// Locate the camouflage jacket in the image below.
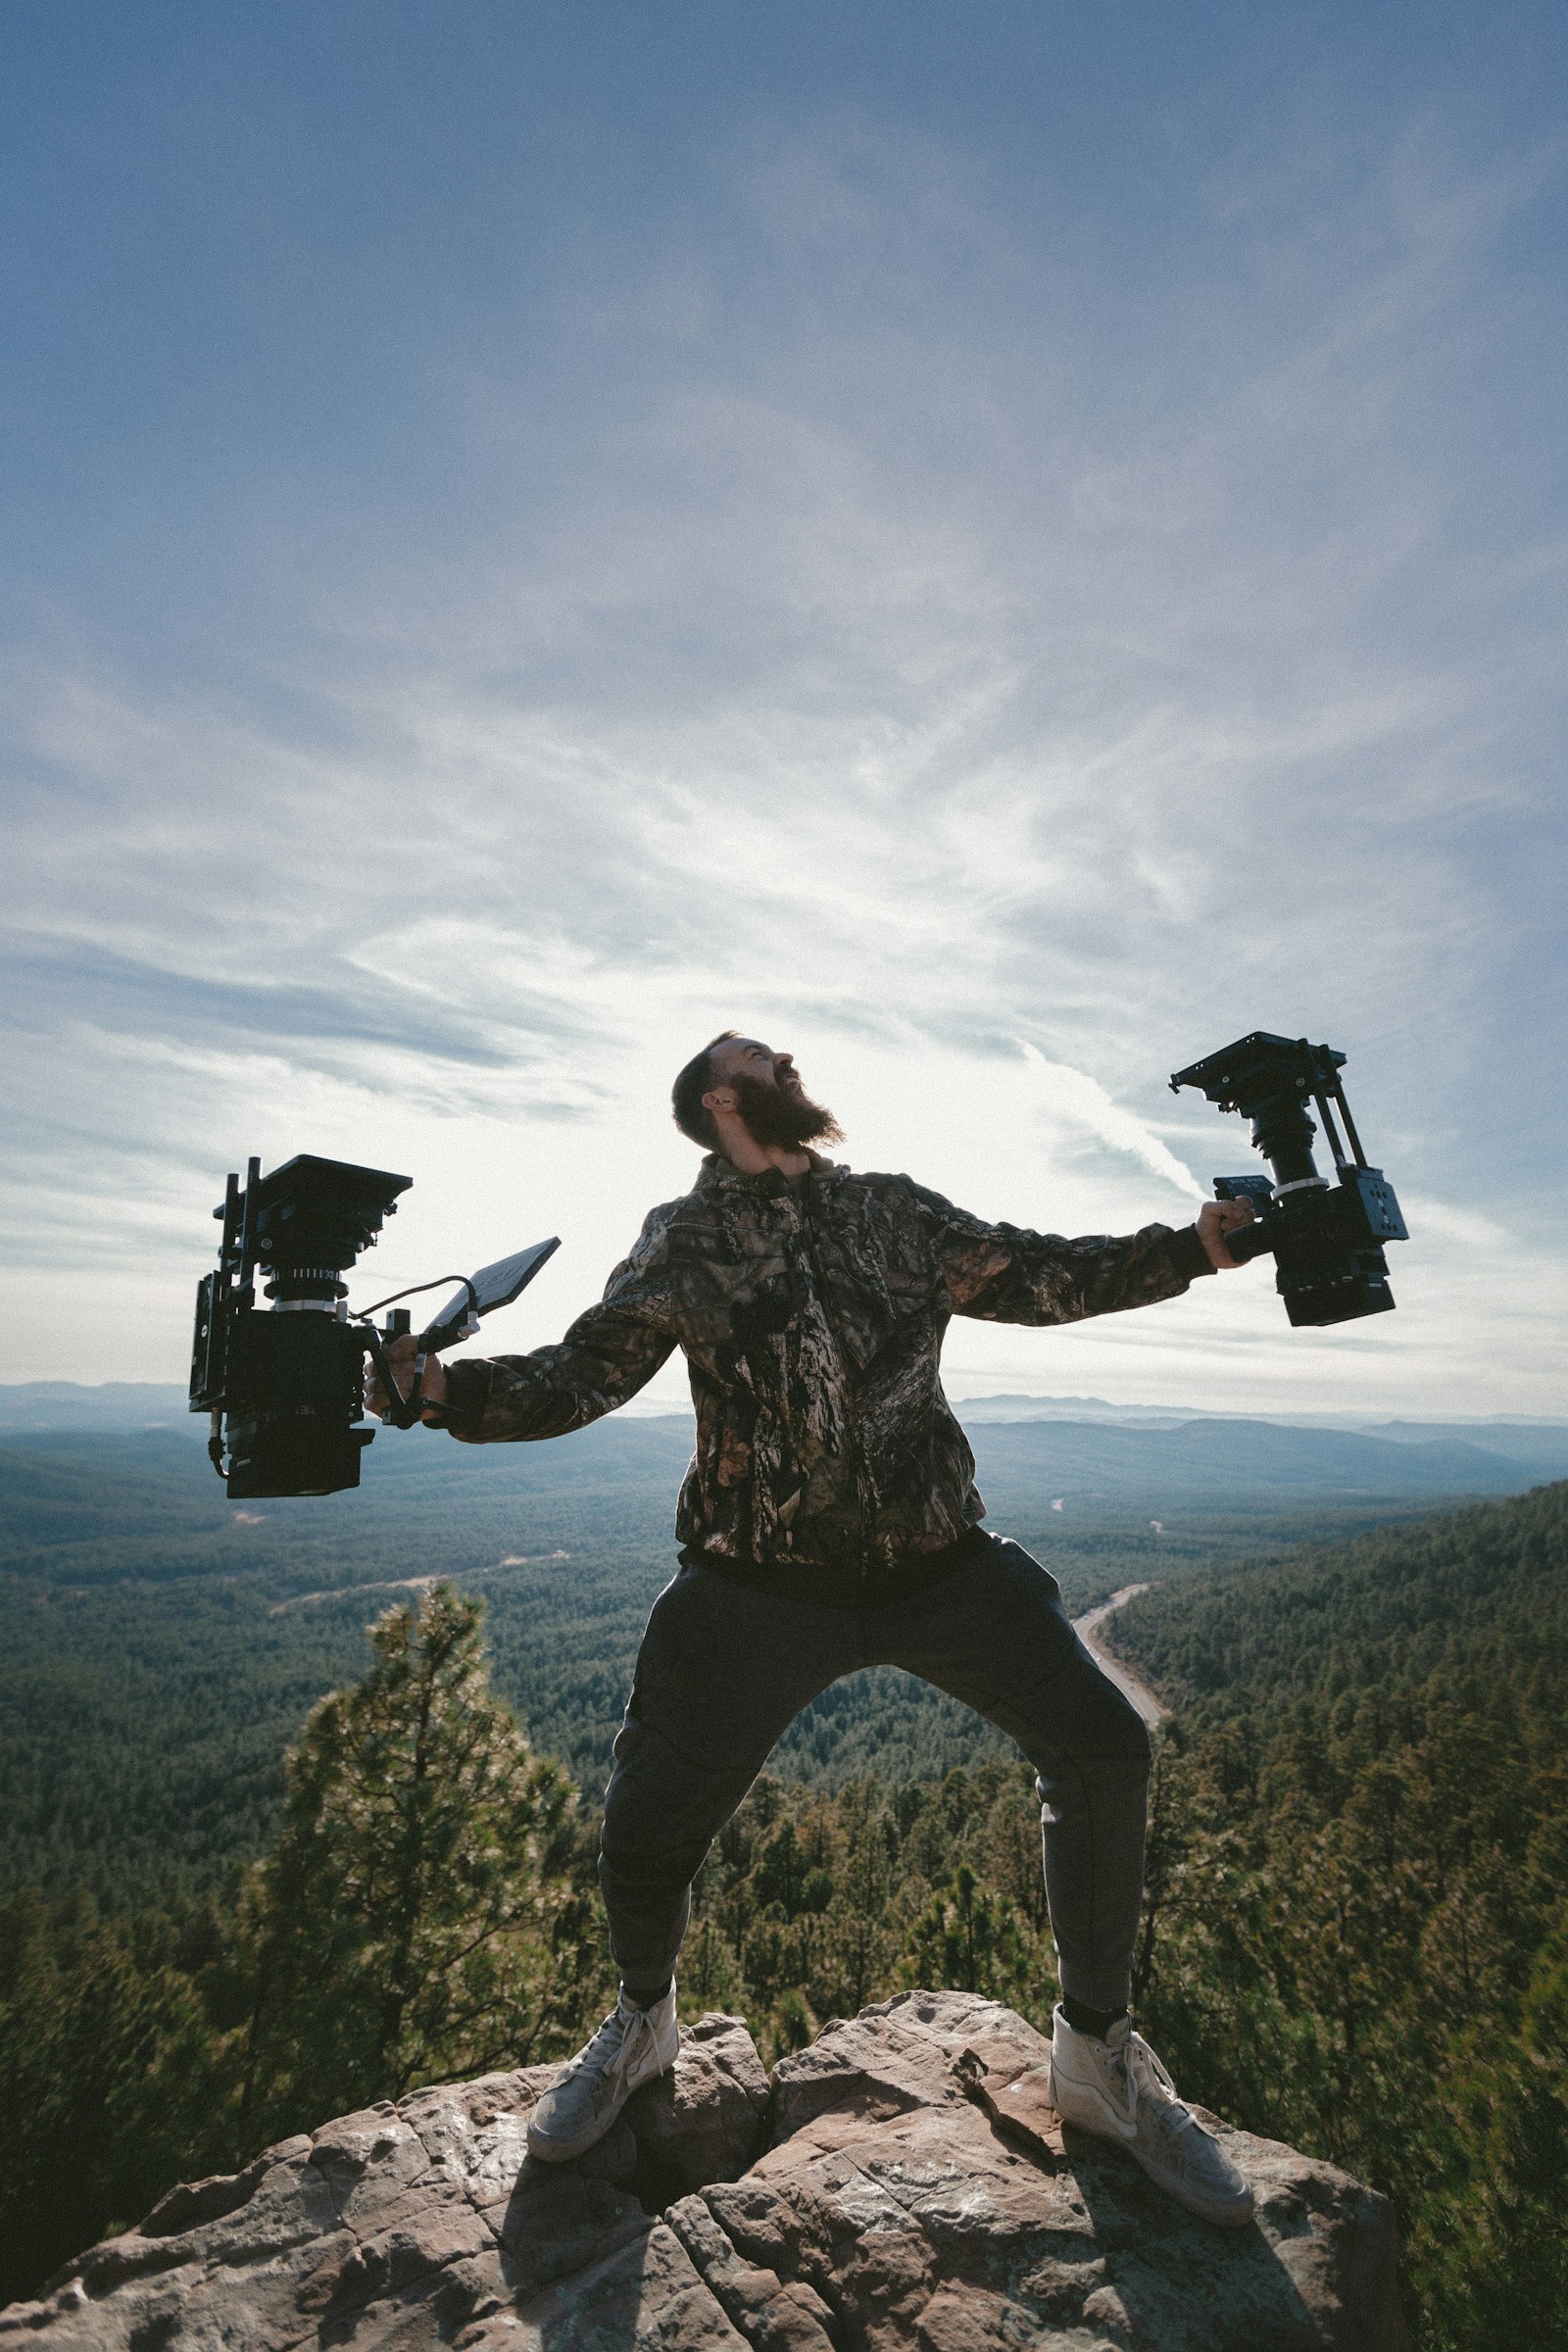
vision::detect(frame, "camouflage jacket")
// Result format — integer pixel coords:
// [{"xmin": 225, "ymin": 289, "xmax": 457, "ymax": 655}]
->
[{"xmin": 442, "ymin": 1154, "xmax": 1213, "ymax": 1593}]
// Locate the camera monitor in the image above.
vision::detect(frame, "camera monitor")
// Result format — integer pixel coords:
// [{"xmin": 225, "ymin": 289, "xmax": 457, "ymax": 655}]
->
[{"xmin": 419, "ymin": 1239, "xmax": 562, "ymax": 1351}]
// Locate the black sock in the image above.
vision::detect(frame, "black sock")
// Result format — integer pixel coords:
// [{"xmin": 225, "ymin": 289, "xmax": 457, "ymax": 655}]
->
[
  {"xmin": 1061, "ymin": 1995, "xmax": 1127, "ymax": 2040},
  {"xmin": 621, "ymin": 1980, "xmax": 672, "ymax": 2011}
]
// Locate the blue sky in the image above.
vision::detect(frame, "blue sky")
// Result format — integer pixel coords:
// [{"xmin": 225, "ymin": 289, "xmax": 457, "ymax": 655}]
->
[{"xmin": 3, "ymin": 2, "xmax": 1565, "ymax": 1413}]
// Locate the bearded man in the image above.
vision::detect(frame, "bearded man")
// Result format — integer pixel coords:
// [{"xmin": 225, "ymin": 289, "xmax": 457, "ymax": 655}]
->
[{"xmin": 370, "ymin": 1031, "xmax": 1258, "ymax": 2226}]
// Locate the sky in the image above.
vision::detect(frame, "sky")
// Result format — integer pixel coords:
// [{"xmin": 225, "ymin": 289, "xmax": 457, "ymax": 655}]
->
[{"xmin": 3, "ymin": 1, "xmax": 1565, "ymax": 1416}]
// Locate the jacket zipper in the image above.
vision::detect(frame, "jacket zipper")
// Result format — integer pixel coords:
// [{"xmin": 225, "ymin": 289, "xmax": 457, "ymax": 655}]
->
[{"xmin": 794, "ymin": 1183, "xmax": 874, "ymax": 1596}]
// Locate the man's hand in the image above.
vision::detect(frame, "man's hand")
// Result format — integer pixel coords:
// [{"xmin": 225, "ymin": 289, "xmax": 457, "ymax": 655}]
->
[
  {"xmin": 366, "ymin": 1334, "xmax": 449, "ymax": 1422},
  {"xmin": 1197, "ymin": 1197, "xmax": 1256, "ymax": 1272}
]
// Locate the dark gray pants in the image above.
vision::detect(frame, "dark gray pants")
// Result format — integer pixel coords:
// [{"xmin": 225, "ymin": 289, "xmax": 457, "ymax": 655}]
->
[{"xmin": 599, "ymin": 1531, "xmax": 1151, "ymax": 2013}]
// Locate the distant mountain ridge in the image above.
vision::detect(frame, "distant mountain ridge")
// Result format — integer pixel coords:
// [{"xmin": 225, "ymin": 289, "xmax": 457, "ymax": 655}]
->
[
  {"xmin": 955, "ymin": 1388, "xmax": 1568, "ymax": 1429},
  {"xmin": 970, "ymin": 1414, "xmax": 1554, "ymax": 1499},
  {"xmin": 1, "ymin": 1405, "xmax": 1555, "ymax": 1588},
  {"xmin": 0, "ymin": 1383, "xmax": 196, "ymax": 1430},
  {"xmin": 6, "ymin": 1378, "xmax": 1565, "ymax": 1437}
]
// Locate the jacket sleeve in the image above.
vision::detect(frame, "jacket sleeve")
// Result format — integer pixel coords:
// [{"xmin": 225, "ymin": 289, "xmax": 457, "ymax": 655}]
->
[
  {"xmin": 438, "ymin": 1211, "xmax": 679, "ymax": 1443},
  {"xmin": 911, "ymin": 1182, "xmax": 1214, "ymax": 1327}
]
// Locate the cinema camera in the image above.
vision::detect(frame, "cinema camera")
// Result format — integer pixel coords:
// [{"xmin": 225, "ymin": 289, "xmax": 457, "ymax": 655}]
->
[
  {"xmin": 1171, "ymin": 1033, "xmax": 1408, "ymax": 1327},
  {"xmin": 189, "ymin": 1153, "xmax": 558, "ymax": 1499}
]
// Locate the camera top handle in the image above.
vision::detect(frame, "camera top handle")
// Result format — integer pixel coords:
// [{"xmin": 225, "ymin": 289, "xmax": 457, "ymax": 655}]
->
[
  {"xmin": 1171, "ymin": 1034, "xmax": 1364, "ymax": 1174},
  {"xmin": 1170, "ymin": 1033, "xmax": 1376, "ymax": 1240}
]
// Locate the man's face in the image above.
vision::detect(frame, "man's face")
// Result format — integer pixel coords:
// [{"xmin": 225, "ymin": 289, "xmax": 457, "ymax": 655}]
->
[{"xmin": 707, "ymin": 1039, "xmax": 844, "ymax": 1149}]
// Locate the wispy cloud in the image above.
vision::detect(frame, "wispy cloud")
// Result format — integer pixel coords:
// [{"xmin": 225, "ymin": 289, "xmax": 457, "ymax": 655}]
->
[
  {"xmin": 2, "ymin": 54, "xmax": 1563, "ymax": 1410},
  {"xmin": 1018, "ymin": 1048, "xmax": 1205, "ymax": 1202}
]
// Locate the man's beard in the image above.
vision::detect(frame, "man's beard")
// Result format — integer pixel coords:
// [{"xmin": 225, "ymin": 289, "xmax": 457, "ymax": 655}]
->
[{"xmin": 730, "ymin": 1072, "xmax": 845, "ymax": 1150}]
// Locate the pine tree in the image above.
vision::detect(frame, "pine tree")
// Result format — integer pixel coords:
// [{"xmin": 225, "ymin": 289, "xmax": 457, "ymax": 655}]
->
[
  {"xmin": 1418, "ymin": 1904, "xmax": 1568, "ymax": 2346},
  {"xmin": 904, "ymin": 1862, "xmax": 1032, "ymax": 2003},
  {"xmin": 0, "ymin": 1893, "xmax": 226, "ymax": 2306},
  {"xmin": 234, "ymin": 1584, "xmax": 606, "ymax": 2140}
]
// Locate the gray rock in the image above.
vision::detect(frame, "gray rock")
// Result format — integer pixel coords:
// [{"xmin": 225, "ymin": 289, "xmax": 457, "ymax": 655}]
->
[
  {"xmin": 768, "ymin": 1985, "xmax": 1052, "ymax": 2144},
  {"xmin": 0, "ymin": 1995, "xmax": 1404, "ymax": 2351},
  {"xmin": 739, "ymin": 1991, "xmax": 1404, "ymax": 2351}
]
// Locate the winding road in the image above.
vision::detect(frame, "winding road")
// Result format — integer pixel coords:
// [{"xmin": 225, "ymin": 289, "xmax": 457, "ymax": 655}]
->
[{"xmin": 1071, "ymin": 1584, "xmax": 1170, "ymax": 1728}]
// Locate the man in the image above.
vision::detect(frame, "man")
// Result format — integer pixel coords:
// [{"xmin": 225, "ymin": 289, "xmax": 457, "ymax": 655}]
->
[{"xmin": 370, "ymin": 1033, "xmax": 1258, "ymax": 2226}]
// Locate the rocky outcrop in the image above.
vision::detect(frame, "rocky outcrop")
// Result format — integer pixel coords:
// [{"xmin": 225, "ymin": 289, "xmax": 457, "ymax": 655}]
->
[{"xmin": 1, "ymin": 1992, "xmax": 1403, "ymax": 2349}]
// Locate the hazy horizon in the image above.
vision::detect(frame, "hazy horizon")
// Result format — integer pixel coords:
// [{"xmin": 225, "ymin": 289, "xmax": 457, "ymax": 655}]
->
[{"xmin": 4, "ymin": 1372, "xmax": 1565, "ymax": 1433}]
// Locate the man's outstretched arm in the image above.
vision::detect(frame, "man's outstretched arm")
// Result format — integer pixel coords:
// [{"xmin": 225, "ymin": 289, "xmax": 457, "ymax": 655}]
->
[
  {"xmin": 913, "ymin": 1184, "xmax": 1254, "ymax": 1326},
  {"xmin": 367, "ymin": 1216, "xmax": 678, "ymax": 1442}
]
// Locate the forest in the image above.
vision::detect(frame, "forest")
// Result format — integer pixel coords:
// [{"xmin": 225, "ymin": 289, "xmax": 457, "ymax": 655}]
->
[
  {"xmin": 0, "ymin": 1415, "xmax": 1563, "ymax": 2347},
  {"xmin": 0, "ymin": 1406, "xmax": 1535, "ymax": 1896}
]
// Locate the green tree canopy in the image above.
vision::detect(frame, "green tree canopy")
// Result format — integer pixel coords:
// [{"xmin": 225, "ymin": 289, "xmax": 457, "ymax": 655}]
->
[{"xmin": 236, "ymin": 1583, "xmax": 605, "ymax": 2138}]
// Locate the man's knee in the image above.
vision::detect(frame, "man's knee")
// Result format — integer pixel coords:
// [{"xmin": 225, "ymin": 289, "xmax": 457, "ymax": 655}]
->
[
  {"xmin": 1033, "ymin": 1682, "xmax": 1151, "ymax": 1811},
  {"xmin": 601, "ymin": 1805, "xmax": 711, "ymax": 1891},
  {"xmin": 600, "ymin": 1714, "xmax": 735, "ymax": 1891},
  {"xmin": 603, "ymin": 1718, "xmax": 677, "ymax": 1847},
  {"xmin": 1102, "ymin": 1692, "xmax": 1153, "ymax": 1775}
]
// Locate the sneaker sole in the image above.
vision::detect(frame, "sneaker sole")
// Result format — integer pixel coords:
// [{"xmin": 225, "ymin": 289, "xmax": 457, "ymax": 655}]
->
[
  {"xmin": 526, "ymin": 2119, "xmax": 615, "ymax": 2165},
  {"xmin": 1049, "ymin": 2064, "xmax": 1253, "ymax": 2230},
  {"xmin": 525, "ymin": 2041, "xmax": 680, "ymax": 2166},
  {"xmin": 1129, "ymin": 2145, "xmax": 1255, "ymax": 2228}
]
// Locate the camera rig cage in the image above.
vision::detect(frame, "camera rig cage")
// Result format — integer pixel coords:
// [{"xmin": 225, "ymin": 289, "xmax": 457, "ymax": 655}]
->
[
  {"xmin": 1170, "ymin": 1033, "xmax": 1408, "ymax": 1327},
  {"xmin": 189, "ymin": 1153, "xmax": 558, "ymax": 1499}
]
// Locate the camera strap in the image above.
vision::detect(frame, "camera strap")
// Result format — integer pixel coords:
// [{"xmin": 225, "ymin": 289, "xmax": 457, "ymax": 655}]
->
[
  {"xmin": 399, "ymin": 1356, "xmax": 461, "ymax": 1427},
  {"xmin": 414, "ymin": 1396, "xmax": 460, "ymax": 1428},
  {"xmin": 363, "ymin": 1327, "xmax": 429, "ymax": 1431}
]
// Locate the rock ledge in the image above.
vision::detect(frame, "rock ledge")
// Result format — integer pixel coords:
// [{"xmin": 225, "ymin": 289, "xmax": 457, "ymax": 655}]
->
[{"xmin": 1, "ymin": 1991, "xmax": 1403, "ymax": 2349}]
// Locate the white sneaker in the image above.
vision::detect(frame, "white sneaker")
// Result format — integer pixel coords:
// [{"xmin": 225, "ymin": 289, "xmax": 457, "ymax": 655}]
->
[
  {"xmin": 1047, "ymin": 2007, "xmax": 1254, "ymax": 2228},
  {"xmin": 526, "ymin": 1984, "xmax": 680, "ymax": 2164}
]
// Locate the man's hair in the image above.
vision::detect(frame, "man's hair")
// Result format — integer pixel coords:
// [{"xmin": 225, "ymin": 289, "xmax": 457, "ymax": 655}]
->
[{"xmin": 671, "ymin": 1030, "xmax": 740, "ymax": 1150}]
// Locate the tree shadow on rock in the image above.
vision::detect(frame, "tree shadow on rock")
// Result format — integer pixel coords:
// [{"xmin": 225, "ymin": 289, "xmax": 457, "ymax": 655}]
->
[{"xmin": 1056, "ymin": 2121, "xmax": 1375, "ymax": 2352}]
